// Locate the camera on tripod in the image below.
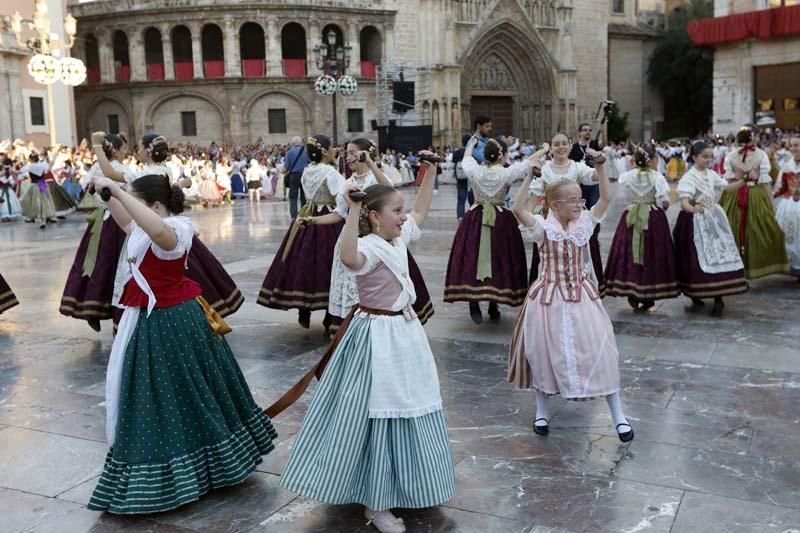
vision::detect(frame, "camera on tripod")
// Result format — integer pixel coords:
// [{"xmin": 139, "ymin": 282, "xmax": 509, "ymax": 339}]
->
[{"xmin": 595, "ymin": 100, "xmax": 616, "ymax": 123}]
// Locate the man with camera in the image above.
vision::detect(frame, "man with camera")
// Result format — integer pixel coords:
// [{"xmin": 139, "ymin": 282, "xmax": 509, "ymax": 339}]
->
[{"xmin": 569, "ymin": 122, "xmax": 605, "ymax": 208}]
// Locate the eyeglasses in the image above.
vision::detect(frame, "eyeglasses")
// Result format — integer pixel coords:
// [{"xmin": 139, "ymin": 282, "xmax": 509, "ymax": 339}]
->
[
  {"xmin": 555, "ymin": 198, "xmax": 586, "ymax": 206},
  {"xmin": 581, "ymin": 128, "xmax": 592, "ymax": 133}
]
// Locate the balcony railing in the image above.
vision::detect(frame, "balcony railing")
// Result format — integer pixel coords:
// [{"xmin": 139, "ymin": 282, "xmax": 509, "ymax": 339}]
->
[
  {"xmin": 242, "ymin": 59, "xmax": 264, "ymax": 78},
  {"xmin": 87, "ymin": 67, "xmax": 100, "ymax": 84},
  {"xmin": 282, "ymin": 59, "xmax": 306, "ymax": 77},
  {"xmin": 204, "ymin": 60, "xmax": 224, "ymax": 78},
  {"xmin": 175, "ymin": 61, "xmax": 194, "ymax": 80},
  {"xmin": 360, "ymin": 60, "xmax": 377, "ymax": 79},
  {"xmin": 147, "ymin": 63, "xmax": 165, "ymax": 81},
  {"xmin": 116, "ymin": 65, "xmax": 131, "ymax": 83}
]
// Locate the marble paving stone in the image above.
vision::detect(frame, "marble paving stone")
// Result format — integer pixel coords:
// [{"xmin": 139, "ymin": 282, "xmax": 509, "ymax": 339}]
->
[
  {"xmin": 149, "ymin": 472, "xmax": 296, "ymax": 533},
  {"xmin": 614, "ymin": 441, "xmax": 800, "ymax": 509},
  {"xmin": 25, "ymin": 508, "xmax": 198, "ymax": 533},
  {"xmin": 0, "ymin": 487, "xmax": 82, "ymax": 533},
  {"xmin": 35, "ymin": 403, "xmax": 106, "ymax": 442},
  {"xmin": 712, "ymin": 341, "xmax": 800, "ymax": 373},
  {"xmin": 449, "ymin": 456, "xmax": 682, "ymax": 531},
  {"xmin": 0, "ymin": 426, "xmax": 106, "ymax": 497},
  {"xmin": 670, "ymin": 491, "xmax": 800, "ymax": 533},
  {"xmin": 250, "ymin": 498, "xmax": 531, "ymax": 532},
  {"xmin": 56, "ymin": 475, "xmax": 101, "ymax": 505}
]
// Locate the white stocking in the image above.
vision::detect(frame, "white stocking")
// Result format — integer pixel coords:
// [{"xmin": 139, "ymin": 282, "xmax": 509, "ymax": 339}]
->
[
  {"xmin": 535, "ymin": 390, "xmax": 550, "ymax": 426},
  {"xmin": 606, "ymin": 392, "xmax": 630, "ymax": 431}
]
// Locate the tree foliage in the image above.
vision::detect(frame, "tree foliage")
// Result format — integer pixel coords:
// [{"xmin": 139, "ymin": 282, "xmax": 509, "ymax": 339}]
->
[
  {"xmin": 606, "ymin": 105, "xmax": 630, "ymax": 143},
  {"xmin": 647, "ymin": 0, "xmax": 714, "ymax": 138}
]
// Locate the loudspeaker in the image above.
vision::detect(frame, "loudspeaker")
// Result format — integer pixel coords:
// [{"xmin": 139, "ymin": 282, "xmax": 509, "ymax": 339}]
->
[
  {"xmin": 389, "ymin": 119, "xmax": 397, "ymax": 127},
  {"xmin": 370, "ymin": 120, "xmax": 378, "ymax": 131},
  {"xmin": 392, "ymin": 81, "xmax": 415, "ymax": 113}
]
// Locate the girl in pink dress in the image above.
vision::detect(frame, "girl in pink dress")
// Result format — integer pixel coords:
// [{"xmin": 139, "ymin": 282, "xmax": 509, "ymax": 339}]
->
[{"xmin": 508, "ymin": 156, "xmax": 633, "ymax": 442}]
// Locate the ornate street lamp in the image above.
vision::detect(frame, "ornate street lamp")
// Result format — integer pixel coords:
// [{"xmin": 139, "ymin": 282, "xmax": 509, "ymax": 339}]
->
[
  {"xmin": 313, "ymin": 29, "xmax": 357, "ymax": 145},
  {"xmin": 8, "ymin": 0, "xmax": 85, "ymax": 143}
]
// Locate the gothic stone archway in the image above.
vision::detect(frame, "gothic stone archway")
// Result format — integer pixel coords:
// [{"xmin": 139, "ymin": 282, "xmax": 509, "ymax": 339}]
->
[{"xmin": 461, "ymin": 21, "xmax": 557, "ymax": 142}]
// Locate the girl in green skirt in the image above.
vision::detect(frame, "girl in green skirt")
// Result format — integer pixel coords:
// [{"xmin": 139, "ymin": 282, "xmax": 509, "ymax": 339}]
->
[{"xmin": 86, "ymin": 173, "xmax": 277, "ymax": 514}]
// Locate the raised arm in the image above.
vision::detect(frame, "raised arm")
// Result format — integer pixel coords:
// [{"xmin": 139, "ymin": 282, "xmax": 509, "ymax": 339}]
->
[
  {"xmin": 366, "ymin": 156, "xmax": 392, "ymax": 187},
  {"xmin": 340, "ymin": 183, "xmax": 365, "ymax": 271},
  {"xmin": 589, "ymin": 151, "xmax": 612, "ymax": 219},
  {"xmin": 410, "ymin": 156, "xmax": 437, "ymax": 227},
  {"xmin": 90, "ymin": 175, "xmax": 177, "ymax": 251},
  {"xmin": 512, "ymin": 161, "xmax": 541, "ymax": 228},
  {"xmin": 90, "ymin": 132, "xmax": 127, "ymax": 183}
]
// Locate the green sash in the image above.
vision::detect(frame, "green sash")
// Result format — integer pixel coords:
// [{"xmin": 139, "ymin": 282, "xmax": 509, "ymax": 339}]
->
[
  {"xmin": 82, "ymin": 207, "xmax": 106, "ymax": 277},
  {"xmin": 625, "ymin": 203, "xmax": 650, "ymax": 266},
  {"xmin": 282, "ymin": 201, "xmax": 317, "ymax": 261},
  {"xmin": 476, "ymin": 201, "xmax": 502, "ymax": 281}
]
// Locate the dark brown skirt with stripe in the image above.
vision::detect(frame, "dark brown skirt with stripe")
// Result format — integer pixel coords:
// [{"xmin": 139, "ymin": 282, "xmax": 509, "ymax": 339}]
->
[
  {"xmin": 0, "ymin": 273, "xmax": 19, "ymax": 314},
  {"xmin": 258, "ymin": 206, "xmax": 344, "ymax": 311},
  {"xmin": 673, "ymin": 211, "xmax": 748, "ymax": 298},
  {"xmin": 604, "ymin": 208, "xmax": 680, "ymax": 300},
  {"xmin": 187, "ymin": 236, "xmax": 244, "ymax": 318},
  {"xmin": 60, "ymin": 216, "xmax": 126, "ymax": 321},
  {"xmin": 444, "ymin": 205, "xmax": 528, "ymax": 306}
]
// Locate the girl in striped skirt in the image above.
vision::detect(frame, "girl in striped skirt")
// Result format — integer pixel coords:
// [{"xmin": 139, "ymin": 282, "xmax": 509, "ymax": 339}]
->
[
  {"xmin": 280, "ymin": 156, "xmax": 454, "ymax": 533},
  {"xmin": 508, "ymin": 160, "xmax": 634, "ymax": 443}
]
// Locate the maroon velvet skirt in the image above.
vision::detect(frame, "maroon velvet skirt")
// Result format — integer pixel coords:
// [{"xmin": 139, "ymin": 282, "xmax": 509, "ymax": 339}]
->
[
  {"xmin": 0, "ymin": 273, "xmax": 19, "ymax": 314},
  {"xmin": 258, "ymin": 206, "xmax": 344, "ymax": 311},
  {"xmin": 186, "ymin": 236, "xmax": 244, "ymax": 318},
  {"xmin": 589, "ymin": 226, "xmax": 606, "ymax": 298},
  {"xmin": 604, "ymin": 208, "xmax": 680, "ymax": 300},
  {"xmin": 444, "ymin": 205, "xmax": 528, "ymax": 306},
  {"xmin": 60, "ymin": 216, "xmax": 126, "ymax": 321},
  {"xmin": 673, "ymin": 211, "xmax": 748, "ymax": 298}
]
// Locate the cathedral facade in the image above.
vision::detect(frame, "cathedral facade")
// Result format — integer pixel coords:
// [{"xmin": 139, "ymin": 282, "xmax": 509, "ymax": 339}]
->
[{"xmin": 68, "ymin": 0, "xmax": 663, "ymax": 146}]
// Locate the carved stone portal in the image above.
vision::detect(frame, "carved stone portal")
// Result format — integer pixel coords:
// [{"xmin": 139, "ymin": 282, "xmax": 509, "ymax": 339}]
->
[{"xmin": 468, "ymin": 54, "xmax": 516, "ymax": 92}]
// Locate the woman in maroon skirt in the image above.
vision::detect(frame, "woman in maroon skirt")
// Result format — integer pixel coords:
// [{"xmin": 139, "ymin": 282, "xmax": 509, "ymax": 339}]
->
[
  {"xmin": 604, "ymin": 145, "xmax": 679, "ymax": 311},
  {"xmin": 258, "ymin": 135, "xmax": 345, "ymax": 332},
  {"xmin": 444, "ymin": 137, "xmax": 535, "ymax": 324},
  {"xmin": 673, "ymin": 142, "xmax": 748, "ymax": 317},
  {"xmin": 60, "ymin": 135, "xmax": 131, "ymax": 331},
  {"xmin": 0, "ymin": 273, "xmax": 19, "ymax": 314}
]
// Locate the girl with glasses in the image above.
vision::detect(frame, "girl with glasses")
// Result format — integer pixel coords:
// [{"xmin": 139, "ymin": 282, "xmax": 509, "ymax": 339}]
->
[{"xmin": 509, "ymin": 156, "xmax": 634, "ymax": 443}]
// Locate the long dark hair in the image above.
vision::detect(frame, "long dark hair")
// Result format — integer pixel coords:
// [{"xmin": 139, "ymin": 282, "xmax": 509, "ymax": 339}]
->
[
  {"xmin": 307, "ymin": 135, "xmax": 332, "ymax": 164},
  {"xmin": 131, "ymin": 174, "xmax": 185, "ymax": 214}
]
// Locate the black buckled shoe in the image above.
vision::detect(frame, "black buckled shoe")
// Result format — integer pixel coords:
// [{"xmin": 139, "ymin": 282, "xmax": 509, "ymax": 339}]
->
[
  {"xmin": 616, "ymin": 423, "xmax": 634, "ymax": 443},
  {"xmin": 298, "ymin": 309, "xmax": 311, "ymax": 329},
  {"xmin": 488, "ymin": 302, "xmax": 500, "ymax": 322},
  {"xmin": 627, "ymin": 296, "xmax": 640, "ymax": 310},
  {"xmin": 469, "ymin": 302, "xmax": 483, "ymax": 325},
  {"xmin": 533, "ymin": 418, "xmax": 549, "ymax": 436},
  {"xmin": 87, "ymin": 319, "xmax": 101, "ymax": 332},
  {"xmin": 710, "ymin": 299, "xmax": 724, "ymax": 317},
  {"xmin": 640, "ymin": 299, "xmax": 655, "ymax": 312}
]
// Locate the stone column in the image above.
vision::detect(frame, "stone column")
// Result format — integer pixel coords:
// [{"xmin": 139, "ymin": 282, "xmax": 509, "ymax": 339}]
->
[
  {"xmin": 131, "ymin": 89, "xmax": 146, "ymax": 141},
  {"xmin": 223, "ymin": 18, "xmax": 240, "ymax": 77},
  {"xmin": 128, "ymin": 27, "xmax": 146, "ymax": 81},
  {"xmin": 347, "ymin": 22, "xmax": 360, "ymax": 77},
  {"xmin": 96, "ymin": 28, "xmax": 114, "ymax": 83},
  {"xmin": 190, "ymin": 22, "xmax": 204, "ymax": 79},
  {"xmin": 160, "ymin": 24, "xmax": 175, "ymax": 80},
  {"xmin": 307, "ymin": 19, "xmax": 320, "ymax": 76},
  {"xmin": 266, "ymin": 19, "xmax": 280, "ymax": 76}
]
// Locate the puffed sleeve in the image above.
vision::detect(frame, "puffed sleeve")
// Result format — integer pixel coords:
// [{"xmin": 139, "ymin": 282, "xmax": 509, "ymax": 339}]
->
[
  {"xmin": 723, "ymin": 156, "xmax": 734, "ymax": 181},
  {"xmin": 529, "ymin": 177, "xmax": 546, "ymax": 197},
  {"xmin": 712, "ymin": 170, "xmax": 728, "ymax": 191},
  {"xmin": 518, "ymin": 215, "xmax": 545, "ymax": 245},
  {"xmin": 150, "ymin": 216, "xmax": 195, "ymax": 260},
  {"xmin": 112, "ymin": 160, "xmax": 137, "ymax": 185},
  {"xmin": 505, "ymin": 160, "xmax": 529, "ymax": 184},
  {"xmin": 575, "ymin": 161, "xmax": 597, "ymax": 185},
  {"xmin": 676, "ymin": 174, "xmax": 696, "ymax": 199},
  {"xmin": 461, "ymin": 155, "xmax": 481, "ymax": 180},
  {"xmin": 757, "ymin": 153, "xmax": 772, "ymax": 184},
  {"xmin": 653, "ymin": 172, "xmax": 670, "ymax": 204},
  {"xmin": 400, "ymin": 215, "xmax": 421, "ymax": 245},
  {"xmin": 345, "ymin": 239, "xmax": 380, "ymax": 275},
  {"xmin": 588, "ymin": 205, "xmax": 607, "ymax": 227}
]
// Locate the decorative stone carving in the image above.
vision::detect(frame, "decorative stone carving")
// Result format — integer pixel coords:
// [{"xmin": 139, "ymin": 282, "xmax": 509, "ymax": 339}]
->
[{"xmin": 468, "ymin": 54, "xmax": 516, "ymax": 91}]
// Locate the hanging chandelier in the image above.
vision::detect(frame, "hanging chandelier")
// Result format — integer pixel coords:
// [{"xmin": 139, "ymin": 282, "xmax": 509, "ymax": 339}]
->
[{"xmin": 10, "ymin": 1, "xmax": 85, "ymax": 86}]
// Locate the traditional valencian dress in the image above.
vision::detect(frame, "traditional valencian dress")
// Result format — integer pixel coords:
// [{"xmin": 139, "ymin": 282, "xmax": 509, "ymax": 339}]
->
[
  {"xmin": 280, "ymin": 217, "xmax": 455, "ymax": 509},
  {"xmin": 111, "ymin": 164, "xmax": 244, "ymax": 324},
  {"xmin": 46, "ymin": 171, "xmax": 77, "ymax": 216},
  {"xmin": 328, "ymin": 170, "xmax": 434, "ymax": 329},
  {"xmin": 444, "ymin": 155, "xmax": 529, "ymax": 306},
  {"xmin": 774, "ymin": 159, "xmax": 800, "ymax": 277},
  {"xmin": 672, "ymin": 167, "xmax": 748, "ymax": 298},
  {"xmin": 258, "ymin": 162, "xmax": 345, "ymax": 321},
  {"xmin": 604, "ymin": 168, "xmax": 680, "ymax": 301},
  {"xmin": 528, "ymin": 160, "xmax": 606, "ymax": 295},
  {"xmin": 0, "ymin": 273, "xmax": 19, "ymax": 314},
  {"xmin": 508, "ymin": 209, "xmax": 620, "ymax": 399},
  {"xmin": 720, "ymin": 145, "xmax": 788, "ymax": 278},
  {"xmin": 19, "ymin": 161, "xmax": 56, "ymax": 222},
  {"xmin": 60, "ymin": 161, "xmax": 132, "ymax": 322},
  {"xmin": 88, "ymin": 216, "xmax": 276, "ymax": 514},
  {"xmin": 0, "ymin": 173, "xmax": 22, "ymax": 220}
]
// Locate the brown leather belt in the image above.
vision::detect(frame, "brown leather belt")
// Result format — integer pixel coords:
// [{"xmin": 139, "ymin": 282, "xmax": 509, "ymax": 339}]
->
[{"xmin": 357, "ymin": 305, "xmax": 403, "ymax": 316}]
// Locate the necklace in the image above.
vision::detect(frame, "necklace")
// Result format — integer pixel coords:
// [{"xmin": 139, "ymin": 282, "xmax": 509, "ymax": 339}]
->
[{"xmin": 551, "ymin": 160, "xmax": 571, "ymax": 168}]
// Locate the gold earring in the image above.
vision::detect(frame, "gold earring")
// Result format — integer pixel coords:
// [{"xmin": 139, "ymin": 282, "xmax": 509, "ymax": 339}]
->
[{"xmin": 377, "ymin": 220, "xmax": 381, "ymax": 233}]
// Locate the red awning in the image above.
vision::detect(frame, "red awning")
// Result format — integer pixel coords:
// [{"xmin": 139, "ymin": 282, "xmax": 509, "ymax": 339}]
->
[{"xmin": 688, "ymin": 5, "xmax": 800, "ymax": 46}]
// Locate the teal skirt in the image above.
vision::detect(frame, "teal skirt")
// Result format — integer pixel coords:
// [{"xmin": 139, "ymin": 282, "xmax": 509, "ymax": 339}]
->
[
  {"xmin": 88, "ymin": 300, "xmax": 277, "ymax": 514},
  {"xmin": 280, "ymin": 316, "xmax": 455, "ymax": 511}
]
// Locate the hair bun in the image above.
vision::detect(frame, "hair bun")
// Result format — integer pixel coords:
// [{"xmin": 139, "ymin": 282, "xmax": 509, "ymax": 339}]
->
[{"xmin": 168, "ymin": 183, "xmax": 185, "ymax": 214}]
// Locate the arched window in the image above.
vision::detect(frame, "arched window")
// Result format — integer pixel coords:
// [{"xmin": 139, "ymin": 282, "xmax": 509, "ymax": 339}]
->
[
  {"xmin": 171, "ymin": 25, "xmax": 193, "ymax": 80},
  {"xmin": 240, "ymin": 22, "xmax": 265, "ymax": 78},
  {"xmin": 320, "ymin": 25, "xmax": 345, "ymax": 75},
  {"xmin": 359, "ymin": 26, "xmax": 381, "ymax": 79},
  {"xmin": 112, "ymin": 30, "xmax": 130, "ymax": 82},
  {"xmin": 84, "ymin": 33, "xmax": 100, "ymax": 84},
  {"xmin": 144, "ymin": 27, "xmax": 164, "ymax": 80},
  {"xmin": 281, "ymin": 22, "xmax": 306, "ymax": 78},
  {"xmin": 201, "ymin": 24, "xmax": 224, "ymax": 78}
]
